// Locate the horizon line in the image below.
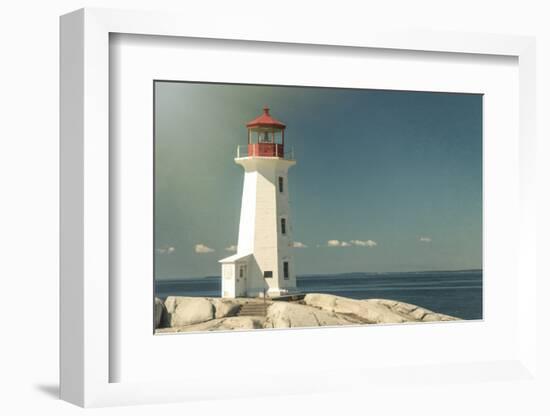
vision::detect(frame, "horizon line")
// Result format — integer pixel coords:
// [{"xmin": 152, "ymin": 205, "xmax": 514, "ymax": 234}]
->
[{"xmin": 155, "ymin": 267, "xmax": 483, "ymax": 281}]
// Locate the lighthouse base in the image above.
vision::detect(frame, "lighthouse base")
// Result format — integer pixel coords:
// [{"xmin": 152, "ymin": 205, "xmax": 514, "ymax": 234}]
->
[
  {"xmin": 263, "ymin": 288, "xmax": 301, "ymax": 298},
  {"xmin": 219, "ymin": 252, "xmax": 299, "ymax": 299}
]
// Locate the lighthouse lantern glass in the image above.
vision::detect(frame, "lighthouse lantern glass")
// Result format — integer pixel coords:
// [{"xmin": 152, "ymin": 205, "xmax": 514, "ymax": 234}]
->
[
  {"xmin": 249, "ymin": 128, "xmax": 283, "ymax": 145},
  {"xmin": 259, "ymin": 131, "xmax": 272, "ymax": 143}
]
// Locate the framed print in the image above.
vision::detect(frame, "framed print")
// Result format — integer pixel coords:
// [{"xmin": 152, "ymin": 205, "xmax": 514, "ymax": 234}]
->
[
  {"xmin": 60, "ymin": 8, "xmax": 537, "ymax": 407},
  {"xmin": 152, "ymin": 82, "xmax": 482, "ymax": 335}
]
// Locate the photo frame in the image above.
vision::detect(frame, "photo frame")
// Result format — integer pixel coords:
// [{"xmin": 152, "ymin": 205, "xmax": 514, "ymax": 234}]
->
[{"xmin": 60, "ymin": 7, "xmax": 537, "ymax": 407}]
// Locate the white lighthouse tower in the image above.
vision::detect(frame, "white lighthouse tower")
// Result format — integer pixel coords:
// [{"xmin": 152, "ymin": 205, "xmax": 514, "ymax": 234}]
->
[{"xmin": 219, "ymin": 107, "xmax": 298, "ymax": 298}]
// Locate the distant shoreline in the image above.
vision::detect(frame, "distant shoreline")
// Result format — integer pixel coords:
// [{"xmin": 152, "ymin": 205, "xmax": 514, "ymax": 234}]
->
[{"xmin": 156, "ymin": 268, "xmax": 483, "ymax": 281}]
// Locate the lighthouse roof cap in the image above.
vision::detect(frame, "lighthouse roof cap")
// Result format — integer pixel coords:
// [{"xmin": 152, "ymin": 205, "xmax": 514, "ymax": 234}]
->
[{"xmin": 246, "ymin": 107, "xmax": 286, "ymax": 130}]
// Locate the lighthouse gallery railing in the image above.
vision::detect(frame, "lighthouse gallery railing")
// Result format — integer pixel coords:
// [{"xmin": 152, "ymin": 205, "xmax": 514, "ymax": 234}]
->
[{"xmin": 236, "ymin": 145, "xmax": 295, "ymax": 160}]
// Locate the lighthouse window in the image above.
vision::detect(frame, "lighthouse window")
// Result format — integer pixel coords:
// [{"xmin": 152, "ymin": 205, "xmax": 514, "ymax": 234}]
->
[
  {"xmin": 283, "ymin": 262, "xmax": 289, "ymax": 280},
  {"xmin": 281, "ymin": 218, "xmax": 286, "ymax": 235},
  {"xmin": 260, "ymin": 131, "xmax": 271, "ymax": 143},
  {"xmin": 278, "ymin": 176, "xmax": 284, "ymax": 193}
]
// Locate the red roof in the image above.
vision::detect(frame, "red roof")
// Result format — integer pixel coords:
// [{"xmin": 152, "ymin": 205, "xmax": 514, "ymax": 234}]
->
[{"xmin": 246, "ymin": 107, "xmax": 286, "ymax": 129}]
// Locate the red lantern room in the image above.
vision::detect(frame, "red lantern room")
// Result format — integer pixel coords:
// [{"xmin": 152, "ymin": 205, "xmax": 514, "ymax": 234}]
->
[{"xmin": 246, "ymin": 107, "xmax": 286, "ymax": 158}]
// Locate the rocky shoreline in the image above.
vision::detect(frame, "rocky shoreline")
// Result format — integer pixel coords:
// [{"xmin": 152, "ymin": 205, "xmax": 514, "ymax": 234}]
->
[{"xmin": 154, "ymin": 293, "xmax": 459, "ymax": 333}]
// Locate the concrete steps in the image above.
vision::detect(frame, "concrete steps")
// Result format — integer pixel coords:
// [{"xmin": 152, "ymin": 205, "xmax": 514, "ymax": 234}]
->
[{"xmin": 238, "ymin": 302, "xmax": 269, "ymax": 317}]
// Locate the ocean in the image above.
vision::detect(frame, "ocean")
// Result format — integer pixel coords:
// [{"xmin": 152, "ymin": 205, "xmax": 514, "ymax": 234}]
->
[{"xmin": 155, "ymin": 269, "xmax": 482, "ymax": 320}]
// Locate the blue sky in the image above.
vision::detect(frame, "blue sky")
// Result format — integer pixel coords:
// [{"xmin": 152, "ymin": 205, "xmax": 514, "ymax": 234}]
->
[{"xmin": 154, "ymin": 82, "xmax": 482, "ymax": 280}]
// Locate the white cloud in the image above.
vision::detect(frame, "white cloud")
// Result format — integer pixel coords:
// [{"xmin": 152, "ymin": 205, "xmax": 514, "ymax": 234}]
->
[
  {"xmin": 292, "ymin": 241, "xmax": 307, "ymax": 248},
  {"xmin": 350, "ymin": 239, "xmax": 378, "ymax": 247},
  {"xmin": 419, "ymin": 237, "xmax": 432, "ymax": 243},
  {"xmin": 326, "ymin": 240, "xmax": 352, "ymax": 247},
  {"xmin": 155, "ymin": 246, "xmax": 175, "ymax": 254},
  {"xmin": 195, "ymin": 243, "xmax": 215, "ymax": 254},
  {"xmin": 326, "ymin": 239, "xmax": 378, "ymax": 248},
  {"xmin": 225, "ymin": 245, "xmax": 238, "ymax": 252}
]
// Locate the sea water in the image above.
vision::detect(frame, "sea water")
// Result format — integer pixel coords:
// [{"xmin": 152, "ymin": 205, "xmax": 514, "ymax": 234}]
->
[{"xmin": 155, "ymin": 270, "xmax": 482, "ymax": 320}]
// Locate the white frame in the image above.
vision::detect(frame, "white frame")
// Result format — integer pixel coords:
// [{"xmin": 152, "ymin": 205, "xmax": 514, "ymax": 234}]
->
[
  {"xmin": 112, "ymin": 33, "xmax": 519, "ymax": 384},
  {"xmin": 60, "ymin": 8, "xmax": 537, "ymax": 407}
]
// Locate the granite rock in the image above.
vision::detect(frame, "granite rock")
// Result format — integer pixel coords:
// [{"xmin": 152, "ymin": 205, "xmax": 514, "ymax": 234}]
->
[{"xmin": 163, "ymin": 296, "xmax": 215, "ymax": 327}]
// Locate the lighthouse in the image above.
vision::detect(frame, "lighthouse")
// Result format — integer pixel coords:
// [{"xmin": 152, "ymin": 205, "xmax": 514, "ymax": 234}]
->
[{"xmin": 219, "ymin": 107, "xmax": 298, "ymax": 298}]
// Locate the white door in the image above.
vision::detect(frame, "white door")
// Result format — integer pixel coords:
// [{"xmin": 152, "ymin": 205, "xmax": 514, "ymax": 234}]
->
[{"xmin": 238, "ymin": 264, "xmax": 247, "ymax": 297}]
